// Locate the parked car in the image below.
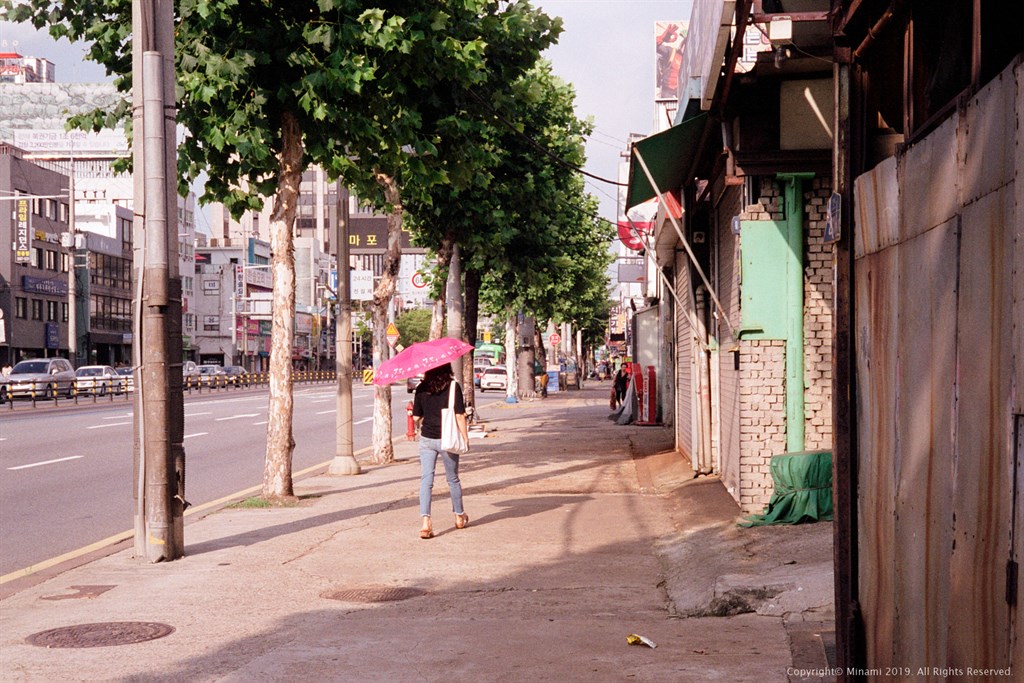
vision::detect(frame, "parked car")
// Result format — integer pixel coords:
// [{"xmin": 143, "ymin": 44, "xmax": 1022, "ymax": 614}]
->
[
  {"xmin": 222, "ymin": 365, "xmax": 248, "ymax": 385},
  {"xmin": 479, "ymin": 365, "xmax": 507, "ymax": 392},
  {"xmin": 115, "ymin": 366, "xmax": 135, "ymax": 392},
  {"xmin": 2, "ymin": 357, "xmax": 76, "ymax": 400},
  {"xmin": 198, "ymin": 364, "xmax": 225, "ymax": 384},
  {"xmin": 75, "ymin": 365, "xmax": 126, "ymax": 395},
  {"xmin": 407, "ymin": 374, "xmax": 424, "ymax": 393},
  {"xmin": 182, "ymin": 360, "xmax": 200, "ymax": 382}
]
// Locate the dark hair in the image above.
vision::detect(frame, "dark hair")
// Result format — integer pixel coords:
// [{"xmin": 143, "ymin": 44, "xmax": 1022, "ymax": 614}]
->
[{"xmin": 421, "ymin": 363, "xmax": 453, "ymax": 394}]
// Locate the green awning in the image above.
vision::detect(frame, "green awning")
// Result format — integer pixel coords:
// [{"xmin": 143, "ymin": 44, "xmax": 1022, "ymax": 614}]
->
[{"xmin": 625, "ymin": 112, "xmax": 709, "ymax": 210}]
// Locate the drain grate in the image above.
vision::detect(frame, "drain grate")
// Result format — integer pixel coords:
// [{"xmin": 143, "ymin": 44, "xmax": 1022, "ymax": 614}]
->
[
  {"xmin": 321, "ymin": 586, "xmax": 425, "ymax": 603},
  {"xmin": 26, "ymin": 622, "xmax": 174, "ymax": 648}
]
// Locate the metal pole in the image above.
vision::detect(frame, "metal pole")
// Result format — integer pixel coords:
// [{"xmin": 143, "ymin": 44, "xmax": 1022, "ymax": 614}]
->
[
  {"xmin": 329, "ymin": 185, "xmax": 360, "ymax": 475},
  {"xmin": 67, "ymin": 159, "xmax": 76, "ymax": 365}
]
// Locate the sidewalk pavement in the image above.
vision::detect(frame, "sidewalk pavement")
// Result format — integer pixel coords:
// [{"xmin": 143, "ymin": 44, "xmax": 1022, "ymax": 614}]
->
[{"xmin": 0, "ymin": 382, "xmax": 835, "ymax": 682}]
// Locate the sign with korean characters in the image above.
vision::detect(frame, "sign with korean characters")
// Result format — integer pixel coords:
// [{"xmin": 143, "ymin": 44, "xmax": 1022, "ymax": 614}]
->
[
  {"xmin": 347, "ymin": 217, "xmax": 413, "ymax": 251},
  {"xmin": 14, "ymin": 198, "xmax": 31, "ymax": 263}
]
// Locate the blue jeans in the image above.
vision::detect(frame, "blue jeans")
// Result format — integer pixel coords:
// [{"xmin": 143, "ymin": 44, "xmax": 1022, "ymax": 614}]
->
[{"xmin": 419, "ymin": 437, "xmax": 464, "ymax": 517}]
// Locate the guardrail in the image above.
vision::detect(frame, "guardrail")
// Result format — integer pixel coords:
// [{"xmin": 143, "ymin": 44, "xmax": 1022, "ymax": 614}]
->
[{"xmin": 0, "ymin": 370, "xmax": 339, "ymax": 411}]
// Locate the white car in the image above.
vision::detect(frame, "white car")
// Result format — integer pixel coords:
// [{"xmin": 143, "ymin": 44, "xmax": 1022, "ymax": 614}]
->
[
  {"xmin": 75, "ymin": 365, "xmax": 126, "ymax": 395},
  {"xmin": 479, "ymin": 366, "xmax": 508, "ymax": 392}
]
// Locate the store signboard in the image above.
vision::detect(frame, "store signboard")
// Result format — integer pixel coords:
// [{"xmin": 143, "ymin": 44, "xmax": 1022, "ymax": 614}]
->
[{"xmin": 14, "ymin": 198, "xmax": 31, "ymax": 263}]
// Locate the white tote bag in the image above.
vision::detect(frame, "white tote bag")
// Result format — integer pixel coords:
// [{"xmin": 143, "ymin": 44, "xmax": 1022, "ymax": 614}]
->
[{"xmin": 440, "ymin": 381, "xmax": 469, "ymax": 454}]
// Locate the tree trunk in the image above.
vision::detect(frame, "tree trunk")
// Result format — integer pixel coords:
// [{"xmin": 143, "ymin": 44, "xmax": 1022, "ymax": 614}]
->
[
  {"xmin": 263, "ymin": 110, "xmax": 303, "ymax": 500},
  {"xmin": 517, "ymin": 315, "xmax": 538, "ymax": 400},
  {"xmin": 446, "ymin": 244, "xmax": 464, "ymax": 381},
  {"xmin": 462, "ymin": 266, "xmax": 480, "ymax": 411},
  {"xmin": 371, "ymin": 172, "xmax": 402, "ymax": 464},
  {"xmin": 429, "ymin": 239, "xmax": 452, "ymax": 340}
]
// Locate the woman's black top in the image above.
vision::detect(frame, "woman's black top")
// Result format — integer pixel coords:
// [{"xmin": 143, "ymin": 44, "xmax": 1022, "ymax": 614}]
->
[{"xmin": 413, "ymin": 381, "xmax": 465, "ymax": 439}]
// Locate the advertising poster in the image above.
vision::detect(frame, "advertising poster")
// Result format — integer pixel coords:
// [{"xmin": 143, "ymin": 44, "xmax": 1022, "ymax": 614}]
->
[{"xmin": 655, "ymin": 21, "xmax": 687, "ymax": 102}]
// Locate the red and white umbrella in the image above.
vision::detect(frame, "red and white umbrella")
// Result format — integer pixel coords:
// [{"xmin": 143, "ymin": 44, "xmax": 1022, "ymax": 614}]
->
[{"xmin": 372, "ymin": 337, "xmax": 474, "ymax": 386}]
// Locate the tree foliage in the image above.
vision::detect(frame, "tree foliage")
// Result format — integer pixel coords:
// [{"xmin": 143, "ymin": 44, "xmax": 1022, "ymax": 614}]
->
[{"xmin": 406, "ymin": 60, "xmax": 613, "ymax": 338}]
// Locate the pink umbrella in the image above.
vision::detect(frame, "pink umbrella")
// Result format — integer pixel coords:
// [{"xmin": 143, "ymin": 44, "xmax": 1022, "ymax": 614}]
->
[{"xmin": 373, "ymin": 337, "xmax": 474, "ymax": 386}]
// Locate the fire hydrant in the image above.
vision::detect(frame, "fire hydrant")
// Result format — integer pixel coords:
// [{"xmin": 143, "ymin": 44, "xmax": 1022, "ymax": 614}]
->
[{"xmin": 406, "ymin": 401, "xmax": 416, "ymax": 439}]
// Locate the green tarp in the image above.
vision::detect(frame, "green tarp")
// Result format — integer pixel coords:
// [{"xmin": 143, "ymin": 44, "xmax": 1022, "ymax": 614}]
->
[{"xmin": 741, "ymin": 450, "xmax": 833, "ymax": 526}]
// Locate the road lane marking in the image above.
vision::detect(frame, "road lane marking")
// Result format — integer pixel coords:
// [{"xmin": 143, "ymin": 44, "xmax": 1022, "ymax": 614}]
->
[
  {"xmin": 0, "ymin": 441, "xmax": 380, "ymax": 584},
  {"xmin": 88, "ymin": 422, "xmax": 131, "ymax": 429},
  {"xmin": 184, "ymin": 432, "xmax": 208, "ymax": 439},
  {"xmin": 354, "ymin": 417, "xmax": 373, "ymax": 425},
  {"xmin": 184, "ymin": 411, "xmax": 211, "ymax": 417},
  {"xmin": 215, "ymin": 414, "xmax": 259, "ymax": 422},
  {"xmin": 253, "ymin": 420, "xmax": 268, "ymax": 425},
  {"xmin": 316, "ymin": 409, "xmax": 335, "ymax": 415},
  {"xmin": 103, "ymin": 414, "xmax": 133, "ymax": 420},
  {"xmin": 8, "ymin": 455, "xmax": 84, "ymax": 471}
]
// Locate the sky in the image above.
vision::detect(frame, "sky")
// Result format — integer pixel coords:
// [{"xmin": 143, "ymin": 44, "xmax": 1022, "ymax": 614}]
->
[
  {"xmin": 1, "ymin": 0, "xmax": 694, "ymax": 222},
  {"xmin": 536, "ymin": 0, "xmax": 694, "ymax": 220}
]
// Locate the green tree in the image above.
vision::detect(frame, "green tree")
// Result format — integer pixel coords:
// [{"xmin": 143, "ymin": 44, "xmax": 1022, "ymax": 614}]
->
[
  {"xmin": 2, "ymin": 0, "xmax": 559, "ymax": 487},
  {"xmin": 395, "ymin": 308, "xmax": 432, "ymax": 347},
  {"xmin": 406, "ymin": 61, "xmax": 613, "ymax": 396}
]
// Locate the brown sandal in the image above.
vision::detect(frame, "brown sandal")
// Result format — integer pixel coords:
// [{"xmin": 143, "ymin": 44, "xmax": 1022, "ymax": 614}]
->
[
  {"xmin": 455, "ymin": 513, "xmax": 469, "ymax": 529},
  {"xmin": 419, "ymin": 528, "xmax": 433, "ymax": 539}
]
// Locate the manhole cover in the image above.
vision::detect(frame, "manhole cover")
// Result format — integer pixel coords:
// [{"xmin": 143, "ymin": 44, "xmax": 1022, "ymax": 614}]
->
[
  {"xmin": 321, "ymin": 586, "xmax": 425, "ymax": 603},
  {"xmin": 26, "ymin": 622, "xmax": 175, "ymax": 648}
]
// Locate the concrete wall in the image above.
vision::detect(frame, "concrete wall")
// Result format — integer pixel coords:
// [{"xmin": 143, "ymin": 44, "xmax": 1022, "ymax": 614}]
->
[{"xmin": 852, "ymin": 58, "xmax": 1022, "ymax": 673}]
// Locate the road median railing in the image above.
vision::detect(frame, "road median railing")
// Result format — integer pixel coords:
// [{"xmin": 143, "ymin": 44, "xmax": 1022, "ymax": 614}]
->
[{"xmin": 1, "ymin": 371, "xmax": 339, "ymax": 411}]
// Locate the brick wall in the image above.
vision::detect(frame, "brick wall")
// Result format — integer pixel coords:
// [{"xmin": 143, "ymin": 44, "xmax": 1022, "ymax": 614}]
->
[
  {"xmin": 731, "ymin": 177, "xmax": 834, "ymax": 513},
  {"xmin": 803, "ymin": 178, "xmax": 833, "ymax": 450}
]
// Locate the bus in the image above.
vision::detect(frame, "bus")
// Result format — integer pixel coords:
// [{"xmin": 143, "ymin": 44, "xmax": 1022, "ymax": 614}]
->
[{"xmin": 474, "ymin": 341, "xmax": 505, "ymax": 366}]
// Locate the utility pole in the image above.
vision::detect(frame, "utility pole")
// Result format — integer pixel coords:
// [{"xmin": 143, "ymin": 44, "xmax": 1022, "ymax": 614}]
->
[
  {"xmin": 329, "ymin": 185, "xmax": 360, "ymax": 475},
  {"xmin": 66, "ymin": 160, "xmax": 76, "ymax": 366},
  {"xmin": 132, "ymin": 0, "xmax": 184, "ymax": 561}
]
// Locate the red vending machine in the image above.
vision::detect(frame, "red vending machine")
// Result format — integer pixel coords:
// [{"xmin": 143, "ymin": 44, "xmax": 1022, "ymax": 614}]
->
[{"xmin": 635, "ymin": 365, "xmax": 658, "ymax": 426}]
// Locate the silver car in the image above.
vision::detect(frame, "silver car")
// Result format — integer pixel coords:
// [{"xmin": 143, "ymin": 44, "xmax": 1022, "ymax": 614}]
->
[
  {"xmin": 3, "ymin": 358, "xmax": 77, "ymax": 400},
  {"xmin": 75, "ymin": 365, "xmax": 126, "ymax": 395}
]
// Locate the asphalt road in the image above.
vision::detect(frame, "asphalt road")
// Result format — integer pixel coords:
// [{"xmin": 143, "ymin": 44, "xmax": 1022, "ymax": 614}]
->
[{"xmin": 0, "ymin": 381, "xmax": 491, "ymax": 576}]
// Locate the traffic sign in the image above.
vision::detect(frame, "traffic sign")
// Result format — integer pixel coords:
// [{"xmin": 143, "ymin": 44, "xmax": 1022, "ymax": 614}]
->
[
  {"xmin": 386, "ymin": 322, "xmax": 400, "ymax": 348},
  {"xmin": 411, "ymin": 272, "xmax": 427, "ymax": 289},
  {"xmin": 549, "ymin": 333, "xmax": 561, "ymax": 346}
]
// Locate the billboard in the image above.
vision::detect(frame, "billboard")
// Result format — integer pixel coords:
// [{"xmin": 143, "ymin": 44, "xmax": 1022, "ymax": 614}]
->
[{"xmin": 655, "ymin": 21, "xmax": 687, "ymax": 102}]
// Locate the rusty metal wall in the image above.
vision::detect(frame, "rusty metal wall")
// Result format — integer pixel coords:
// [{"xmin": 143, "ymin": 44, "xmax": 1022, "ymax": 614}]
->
[{"xmin": 852, "ymin": 57, "xmax": 1021, "ymax": 676}]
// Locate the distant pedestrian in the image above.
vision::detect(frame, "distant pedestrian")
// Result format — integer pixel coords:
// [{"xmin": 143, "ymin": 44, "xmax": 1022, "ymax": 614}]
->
[
  {"xmin": 411, "ymin": 362, "xmax": 469, "ymax": 539},
  {"xmin": 1, "ymin": 363, "xmax": 11, "ymax": 378},
  {"xmin": 613, "ymin": 366, "xmax": 630, "ymax": 405}
]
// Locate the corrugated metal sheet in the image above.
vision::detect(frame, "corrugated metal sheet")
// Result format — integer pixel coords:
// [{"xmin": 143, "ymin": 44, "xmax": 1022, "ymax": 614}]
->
[
  {"xmin": 853, "ymin": 156, "xmax": 898, "ymax": 258},
  {"xmin": 854, "ymin": 247, "xmax": 899, "ymax": 669},
  {"xmin": 717, "ymin": 189, "xmax": 743, "ymax": 498},
  {"xmin": 961, "ymin": 63, "xmax": 1017, "ymax": 206},
  {"xmin": 893, "ymin": 218, "xmax": 957, "ymax": 670},
  {"xmin": 674, "ymin": 250, "xmax": 694, "ymax": 456},
  {"xmin": 948, "ymin": 187, "xmax": 1014, "ymax": 669},
  {"xmin": 855, "ymin": 58, "xmax": 1021, "ymax": 675},
  {"xmin": 899, "ymin": 115, "xmax": 959, "ymax": 242}
]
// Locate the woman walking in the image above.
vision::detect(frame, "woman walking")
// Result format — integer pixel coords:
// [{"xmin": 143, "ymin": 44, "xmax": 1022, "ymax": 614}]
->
[{"xmin": 410, "ymin": 363, "xmax": 470, "ymax": 539}]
